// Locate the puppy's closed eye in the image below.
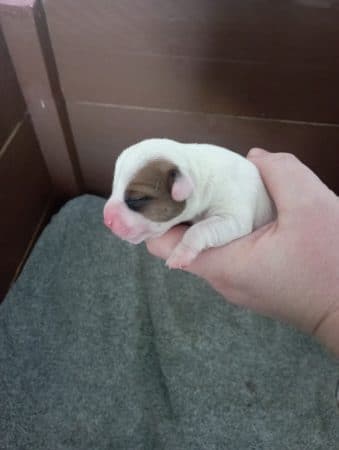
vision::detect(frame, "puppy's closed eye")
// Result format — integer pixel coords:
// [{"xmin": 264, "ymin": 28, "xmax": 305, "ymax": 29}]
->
[{"xmin": 125, "ymin": 195, "xmax": 153, "ymax": 212}]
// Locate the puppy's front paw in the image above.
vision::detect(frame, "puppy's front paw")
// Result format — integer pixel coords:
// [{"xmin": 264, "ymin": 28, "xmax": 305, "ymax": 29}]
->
[{"xmin": 165, "ymin": 243, "xmax": 199, "ymax": 270}]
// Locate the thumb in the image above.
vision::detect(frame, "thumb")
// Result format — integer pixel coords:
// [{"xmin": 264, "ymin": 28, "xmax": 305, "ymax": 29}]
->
[{"xmin": 146, "ymin": 224, "xmax": 263, "ymax": 289}]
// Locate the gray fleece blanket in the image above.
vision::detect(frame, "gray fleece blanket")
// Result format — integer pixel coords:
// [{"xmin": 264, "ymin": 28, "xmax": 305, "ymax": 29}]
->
[{"xmin": 0, "ymin": 195, "xmax": 338, "ymax": 450}]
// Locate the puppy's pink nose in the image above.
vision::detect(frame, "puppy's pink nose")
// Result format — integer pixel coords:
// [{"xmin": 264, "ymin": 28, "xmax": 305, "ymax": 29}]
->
[
  {"xmin": 103, "ymin": 207, "xmax": 119, "ymax": 230},
  {"xmin": 103, "ymin": 201, "xmax": 131, "ymax": 237},
  {"xmin": 103, "ymin": 207, "xmax": 113, "ymax": 229},
  {"xmin": 104, "ymin": 201, "xmax": 119, "ymax": 227},
  {"xmin": 104, "ymin": 215, "xmax": 113, "ymax": 228}
]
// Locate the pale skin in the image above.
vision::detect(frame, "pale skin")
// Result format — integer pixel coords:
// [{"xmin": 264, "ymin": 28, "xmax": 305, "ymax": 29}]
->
[{"xmin": 147, "ymin": 148, "xmax": 339, "ymax": 356}]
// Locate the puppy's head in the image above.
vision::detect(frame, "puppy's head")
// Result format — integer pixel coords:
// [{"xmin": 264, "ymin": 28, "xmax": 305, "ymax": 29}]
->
[{"xmin": 104, "ymin": 141, "xmax": 194, "ymax": 244}]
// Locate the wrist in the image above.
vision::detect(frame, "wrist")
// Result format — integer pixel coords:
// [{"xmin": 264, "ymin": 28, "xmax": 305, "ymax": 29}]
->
[{"xmin": 313, "ymin": 308, "xmax": 339, "ymax": 357}]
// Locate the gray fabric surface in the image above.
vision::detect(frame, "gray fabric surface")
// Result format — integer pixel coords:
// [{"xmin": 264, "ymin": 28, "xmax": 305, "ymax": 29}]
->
[{"xmin": 1, "ymin": 194, "xmax": 338, "ymax": 450}]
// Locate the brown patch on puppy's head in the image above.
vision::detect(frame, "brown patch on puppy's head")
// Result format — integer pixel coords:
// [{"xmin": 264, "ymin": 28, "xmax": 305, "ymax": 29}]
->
[{"xmin": 124, "ymin": 159, "xmax": 186, "ymax": 222}]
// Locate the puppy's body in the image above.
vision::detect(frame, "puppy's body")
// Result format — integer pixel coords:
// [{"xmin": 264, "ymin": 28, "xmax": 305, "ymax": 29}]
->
[{"xmin": 104, "ymin": 139, "xmax": 275, "ymax": 268}]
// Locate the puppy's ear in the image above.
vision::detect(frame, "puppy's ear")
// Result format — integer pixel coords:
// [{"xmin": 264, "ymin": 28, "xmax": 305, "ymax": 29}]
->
[{"xmin": 168, "ymin": 168, "xmax": 194, "ymax": 202}]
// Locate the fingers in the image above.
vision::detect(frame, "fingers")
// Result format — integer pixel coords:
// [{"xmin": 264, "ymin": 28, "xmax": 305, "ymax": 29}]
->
[
  {"xmin": 146, "ymin": 226, "xmax": 186, "ymax": 261},
  {"xmin": 247, "ymin": 148, "xmax": 327, "ymax": 212},
  {"xmin": 146, "ymin": 223, "xmax": 257, "ymax": 286},
  {"xmin": 146, "ymin": 220, "xmax": 278, "ymax": 314}
]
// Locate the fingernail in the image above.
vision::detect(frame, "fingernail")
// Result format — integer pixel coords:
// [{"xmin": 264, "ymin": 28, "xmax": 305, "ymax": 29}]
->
[{"xmin": 248, "ymin": 148, "xmax": 267, "ymax": 159}]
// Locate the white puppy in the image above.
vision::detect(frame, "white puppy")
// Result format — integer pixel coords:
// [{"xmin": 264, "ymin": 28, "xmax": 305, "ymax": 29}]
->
[{"xmin": 104, "ymin": 139, "xmax": 275, "ymax": 269}]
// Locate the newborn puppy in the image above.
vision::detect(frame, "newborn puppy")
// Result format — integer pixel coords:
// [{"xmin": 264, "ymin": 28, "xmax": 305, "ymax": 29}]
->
[{"xmin": 104, "ymin": 138, "xmax": 275, "ymax": 269}]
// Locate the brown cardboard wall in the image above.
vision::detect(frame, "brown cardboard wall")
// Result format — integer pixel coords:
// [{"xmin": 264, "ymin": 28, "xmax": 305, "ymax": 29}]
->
[
  {"xmin": 0, "ymin": 27, "xmax": 25, "ymax": 147},
  {"xmin": 0, "ymin": 26, "xmax": 54, "ymax": 300},
  {"xmin": 68, "ymin": 103, "xmax": 339, "ymax": 197},
  {"xmin": 42, "ymin": 0, "xmax": 339, "ymax": 195},
  {"xmin": 1, "ymin": 0, "xmax": 339, "ymax": 300}
]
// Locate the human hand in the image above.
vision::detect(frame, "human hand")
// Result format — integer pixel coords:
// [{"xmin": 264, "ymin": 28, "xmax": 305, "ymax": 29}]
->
[{"xmin": 146, "ymin": 149, "xmax": 339, "ymax": 355}]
